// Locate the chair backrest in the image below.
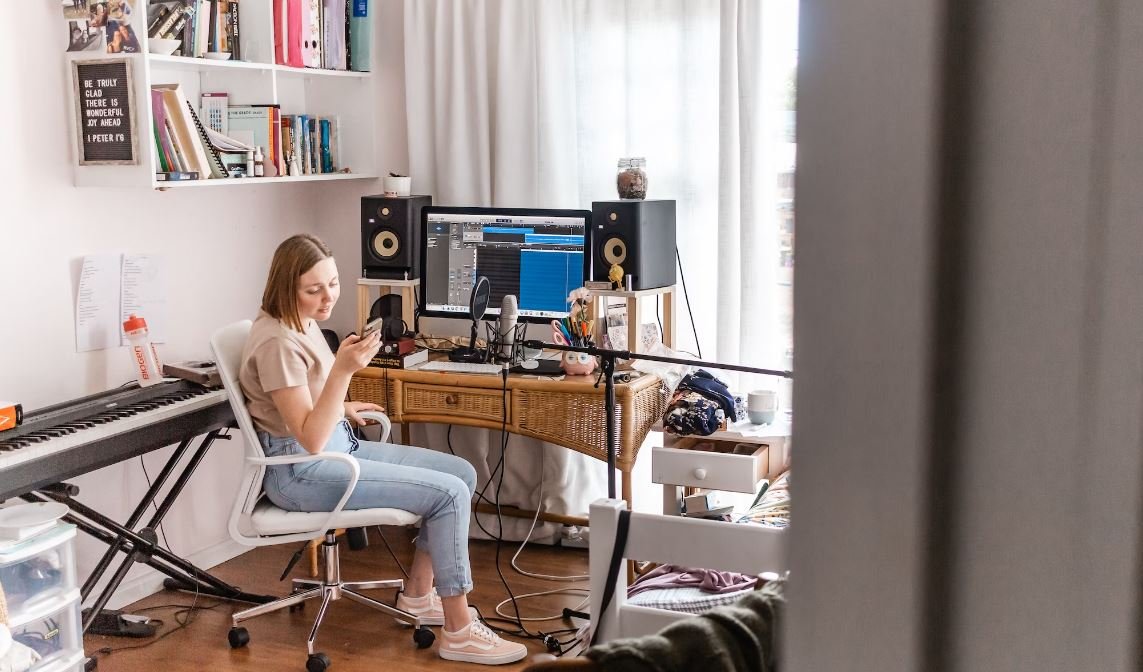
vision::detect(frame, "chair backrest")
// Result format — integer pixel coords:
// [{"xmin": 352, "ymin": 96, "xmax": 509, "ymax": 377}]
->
[{"xmin": 209, "ymin": 320, "xmax": 269, "ymax": 545}]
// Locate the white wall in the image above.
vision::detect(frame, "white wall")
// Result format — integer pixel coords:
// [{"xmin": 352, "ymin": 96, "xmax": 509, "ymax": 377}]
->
[{"xmin": 0, "ymin": 1, "xmax": 408, "ymax": 606}]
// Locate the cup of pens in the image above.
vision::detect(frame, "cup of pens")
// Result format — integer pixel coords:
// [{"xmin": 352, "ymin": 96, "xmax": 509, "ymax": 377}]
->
[{"xmin": 557, "ymin": 288, "xmax": 597, "ymax": 376}]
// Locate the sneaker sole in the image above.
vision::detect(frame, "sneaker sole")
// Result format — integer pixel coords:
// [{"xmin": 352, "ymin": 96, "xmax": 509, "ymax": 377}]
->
[
  {"xmin": 438, "ymin": 648, "xmax": 528, "ymax": 665},
  {"xmin": 395, "ymin": 606, "xmax": 477, "ymax": 627}
]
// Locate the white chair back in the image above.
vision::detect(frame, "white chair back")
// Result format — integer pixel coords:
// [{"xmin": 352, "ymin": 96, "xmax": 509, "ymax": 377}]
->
[{"xmin": 209, "ymin": 320, "xmax": 270, "ymax": 545}]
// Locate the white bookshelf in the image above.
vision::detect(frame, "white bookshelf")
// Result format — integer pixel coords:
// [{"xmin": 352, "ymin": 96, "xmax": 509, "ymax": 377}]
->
[{"xmin": 67, "ymin": 0, "xmax": 378, "ymax": 190}]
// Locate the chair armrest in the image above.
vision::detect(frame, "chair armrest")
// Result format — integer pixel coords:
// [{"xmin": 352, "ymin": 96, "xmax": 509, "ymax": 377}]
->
[
  {"xmin": 355, "ymin": 410, "xmax": 392, "ymax": 442},
  {"xmin": 247, "ymin": 451, "xmax": 361, "ymax": 534}
]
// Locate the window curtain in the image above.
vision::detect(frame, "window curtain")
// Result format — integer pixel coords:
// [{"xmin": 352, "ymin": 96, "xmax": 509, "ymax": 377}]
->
[{"xmin": 403, "ymin": 0, "xmax": 796, "ymax": 527}]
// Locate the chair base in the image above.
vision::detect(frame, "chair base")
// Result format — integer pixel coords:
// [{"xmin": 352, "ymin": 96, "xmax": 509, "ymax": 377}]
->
[{"xmin": 231, "ymin": 531, "xmax": 424, "ymax": 656}]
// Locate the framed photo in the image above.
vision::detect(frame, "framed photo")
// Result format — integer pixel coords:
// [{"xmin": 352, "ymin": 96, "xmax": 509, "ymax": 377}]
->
[{"xmin": 71, "ymin": 58, "xmax": 138, "ymax": 165}]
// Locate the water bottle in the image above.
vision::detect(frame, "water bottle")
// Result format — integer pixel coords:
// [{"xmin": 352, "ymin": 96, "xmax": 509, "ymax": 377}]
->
[{"xmin": 123, "ymin": 314, "xmax": 163, "ymax": 387}]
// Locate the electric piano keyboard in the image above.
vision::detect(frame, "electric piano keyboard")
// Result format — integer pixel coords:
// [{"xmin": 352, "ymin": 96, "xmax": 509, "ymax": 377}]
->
[{"xmin": 0, "ymin": 380, "xmax": 233, "ymax": 501}]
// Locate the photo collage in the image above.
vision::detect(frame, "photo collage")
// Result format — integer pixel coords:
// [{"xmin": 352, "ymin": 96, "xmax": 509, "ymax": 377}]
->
[{"xmin": 62, "ymin": 0, "xmax": 140, "ymax": 54}]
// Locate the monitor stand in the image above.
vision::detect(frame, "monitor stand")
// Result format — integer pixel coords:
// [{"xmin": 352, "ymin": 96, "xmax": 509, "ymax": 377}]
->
[{"xmin": 448, "ymin": 319, "xmax": 489, "ymax": 363}]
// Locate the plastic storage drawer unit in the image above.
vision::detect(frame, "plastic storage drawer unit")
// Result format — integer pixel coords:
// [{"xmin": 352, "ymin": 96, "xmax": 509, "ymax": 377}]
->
[
  {"xmin": 0, "ymin": 525, "xmax": 78, "ymax": 622},
  {"xmin": 1, "ymin": 521, "xmax": 83, "ymax": 672}
]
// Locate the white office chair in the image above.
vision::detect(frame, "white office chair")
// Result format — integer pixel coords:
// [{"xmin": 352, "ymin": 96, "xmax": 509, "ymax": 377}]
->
[{"xmin": 210, "ymin": 320, "xmax": 435, "ymax": 672}]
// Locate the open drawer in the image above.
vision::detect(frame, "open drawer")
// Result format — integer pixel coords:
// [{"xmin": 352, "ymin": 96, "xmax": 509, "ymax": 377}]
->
[{"xmin": 651, "ymin": 443, "xmax": 769, "ymax": 493}]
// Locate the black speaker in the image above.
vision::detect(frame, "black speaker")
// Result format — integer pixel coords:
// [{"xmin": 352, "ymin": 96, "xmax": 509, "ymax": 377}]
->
[
  {"xmin": 361, "ymin": 194, "xmax": 432, "ymax": 280},
  {"xmin": 589, "ymin": 199, "xmax": 677, "ymax": 290}
]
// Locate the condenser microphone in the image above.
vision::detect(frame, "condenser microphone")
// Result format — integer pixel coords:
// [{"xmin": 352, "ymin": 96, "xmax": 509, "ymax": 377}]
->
[{"xmin": 498, "ymin": 294, "xmax": 518, "ymax": 362}]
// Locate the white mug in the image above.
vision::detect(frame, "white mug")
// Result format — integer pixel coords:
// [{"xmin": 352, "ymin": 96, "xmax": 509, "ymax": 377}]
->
[{"xmin": 748, "ymin": 390, "xmax": 778, "ymax": 424}]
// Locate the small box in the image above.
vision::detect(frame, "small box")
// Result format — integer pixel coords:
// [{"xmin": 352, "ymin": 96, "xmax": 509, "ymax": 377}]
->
[
  {"xmin": 0, "ymin": 400, "xmax": 22, "ymax": 432},
  {"xmin": 163, "ymin": 360, "xmax": 221, "ymax": 387}
]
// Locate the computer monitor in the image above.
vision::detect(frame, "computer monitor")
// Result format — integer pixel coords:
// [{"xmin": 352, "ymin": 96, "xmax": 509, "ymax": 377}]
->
[{"xmin": 419, "ymin": 206, "xmax": 591, "ymax": 323}]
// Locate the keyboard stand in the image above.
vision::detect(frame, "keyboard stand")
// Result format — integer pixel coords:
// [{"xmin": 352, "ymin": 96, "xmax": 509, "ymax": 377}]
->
[{"xmin": 21, "ymin": 429, "xmax": 275, "ymax": 636}]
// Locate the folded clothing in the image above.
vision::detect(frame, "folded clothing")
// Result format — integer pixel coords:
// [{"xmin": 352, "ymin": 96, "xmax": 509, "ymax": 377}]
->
[{"xmin": 663, "ymin": 370, "xmax": 740, "ymax": 435}]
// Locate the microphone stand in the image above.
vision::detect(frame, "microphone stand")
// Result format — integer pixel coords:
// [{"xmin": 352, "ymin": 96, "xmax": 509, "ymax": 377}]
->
[{"xmin": 522, "ymin": 340, "xmax": 793, "ymax": 500}]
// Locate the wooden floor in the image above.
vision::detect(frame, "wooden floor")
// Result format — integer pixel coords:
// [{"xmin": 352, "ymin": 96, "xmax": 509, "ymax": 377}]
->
[{"xmin": 84, "ymin": 528, "xmax": 589, "ymax": 671}]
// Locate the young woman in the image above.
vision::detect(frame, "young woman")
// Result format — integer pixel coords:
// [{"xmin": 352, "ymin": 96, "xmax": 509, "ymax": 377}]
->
[{"xmin": 238, "ymin": 234, "xmax": 527, "ymax": 665}]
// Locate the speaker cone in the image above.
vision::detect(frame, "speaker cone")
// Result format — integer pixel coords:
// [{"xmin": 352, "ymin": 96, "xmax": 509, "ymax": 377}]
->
[
  {"xmin": 372, "ymin": 229, "xmax": 400, "ymax": 259},
  {"xmin": 602, "ymin": 236, "xmax": 627, "ymax": 265}
]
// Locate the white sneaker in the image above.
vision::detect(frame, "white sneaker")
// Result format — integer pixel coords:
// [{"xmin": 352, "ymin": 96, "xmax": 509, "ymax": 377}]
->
[
  {"xmin": 395, "ymin": 589, "xmax": 478, "ymax": 627},
  {"xmin": 439, "ymin": 620, "xmax": 528, "ymax": 665}
]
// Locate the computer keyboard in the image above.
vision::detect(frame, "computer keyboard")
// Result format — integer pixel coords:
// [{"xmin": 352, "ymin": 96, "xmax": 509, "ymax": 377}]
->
[{"xmin": 418, "ymin": 361, "xmax": 504, "ymax": 375}]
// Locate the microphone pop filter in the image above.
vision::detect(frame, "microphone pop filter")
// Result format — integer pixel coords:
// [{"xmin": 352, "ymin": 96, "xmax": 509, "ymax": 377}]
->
[{"xmin": 470, "ymin": 276, "xmax": 491, "ymax": 321}]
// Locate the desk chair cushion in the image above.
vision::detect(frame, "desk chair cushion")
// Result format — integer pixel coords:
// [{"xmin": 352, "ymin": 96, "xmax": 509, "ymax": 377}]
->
[{"xmin": 242, "ymin": 498, "xmax": 421, "ymax": 537}]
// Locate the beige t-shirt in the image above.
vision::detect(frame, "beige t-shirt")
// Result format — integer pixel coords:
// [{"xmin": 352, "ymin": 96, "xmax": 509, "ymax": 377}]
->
[{"xmin": 239, "ymin": 311, "xmax": 338, "ymax": 437}]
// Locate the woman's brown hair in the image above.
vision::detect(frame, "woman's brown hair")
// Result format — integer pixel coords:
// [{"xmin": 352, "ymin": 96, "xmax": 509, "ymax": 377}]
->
[{"xmin": 261, "ymin": 234, "xmax": 333, "ymax": 331}]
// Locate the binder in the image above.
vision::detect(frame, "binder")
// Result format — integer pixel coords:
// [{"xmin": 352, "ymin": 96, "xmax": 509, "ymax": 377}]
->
[
  {"xmin": 287, "ymin": 0, "xmax": 305, "ymax": 67},
  {"xmin": 348, "ymin": 0, "xmax": 370, "ymax": 71}
]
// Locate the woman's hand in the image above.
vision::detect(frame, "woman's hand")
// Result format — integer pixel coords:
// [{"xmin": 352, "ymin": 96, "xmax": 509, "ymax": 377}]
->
[
  {"xmin": 332, "ymin": 331, "xmax": 382, "ymax": 375},
  {"xmin": 344, "ymin": 401, "xmax": 385, "ymax": 426}
]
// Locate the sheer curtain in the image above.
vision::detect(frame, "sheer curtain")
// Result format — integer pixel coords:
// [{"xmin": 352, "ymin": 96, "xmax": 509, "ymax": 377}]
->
[{"xmin": 403, "ymin": 0, "xmax": 797, "ymax": 526}]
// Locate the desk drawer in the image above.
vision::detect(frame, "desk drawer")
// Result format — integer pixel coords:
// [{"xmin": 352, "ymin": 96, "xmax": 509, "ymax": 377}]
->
[
  {"xmin": 651, "ymin": 444, "xmax": 767, "ymax": 493},
  {"xmin": 403, "ymin": 383, "xmax": 508, "ymax": 423}
]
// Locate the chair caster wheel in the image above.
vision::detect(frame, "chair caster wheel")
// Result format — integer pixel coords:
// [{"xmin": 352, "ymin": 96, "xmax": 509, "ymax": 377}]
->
[
  {"xmin": 413, "ymin": 626, "xmax": 435, "ymax": 649},
  {"xmin": 228, "ymin": 627, "xmax": 249, "ymax": 648},
  {"xmin": 306, "ymin": 652, "xmax": 331, "ymax": 672}
]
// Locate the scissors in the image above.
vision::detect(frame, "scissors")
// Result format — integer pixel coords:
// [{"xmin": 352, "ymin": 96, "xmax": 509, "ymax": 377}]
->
[
  {"xmin": 551, "ymin": 321, "xmax": 571, "ymax": 345},
  {"xmin": 551, "ymin": 320, "xmax": 573, "ymax": 345}
]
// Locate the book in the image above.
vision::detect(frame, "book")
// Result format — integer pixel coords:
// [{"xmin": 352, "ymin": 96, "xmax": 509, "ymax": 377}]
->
[
  {"xmin": 368, "ymin": 348, "xmax": 428, "ymax": 370},
  {"xmin": 148, "ymin": 5, "xmax": 172, "ymax": 37},
  {"xmin": 156, "ymin": 171, "xmax": 201, "ymax": 181},
  {"xmin": 348, "ymin": 0, "xmax": 370, "ymax": 71},
  {"xmin": 154, "ymin": 84, "xmax": 213, "ymax": 177},
  {"xmin": 227, "ymin": 0, "xmax": 241, "ymax": 60},
  {"xmin": 322, "ymin": 0, "xmax": 346, "ymax": 69},
  {"xmin": 150, "ymin": 89, "xmax": 176, "ymax": 172},
  {"xmin": 227, "ymin": 106, "xmax": 279, "ymax": 176}
]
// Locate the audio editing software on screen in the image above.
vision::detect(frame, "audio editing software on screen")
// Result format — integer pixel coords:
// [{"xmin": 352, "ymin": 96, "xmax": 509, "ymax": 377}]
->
[{"xmin": 424, "ymin": 213, "xmax": 586, "ymax": 320}]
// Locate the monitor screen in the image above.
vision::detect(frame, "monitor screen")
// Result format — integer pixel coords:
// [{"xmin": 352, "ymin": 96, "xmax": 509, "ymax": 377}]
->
[{"xmin": 420, "ymin": 206, "xmax": 591, "ymax": 322}]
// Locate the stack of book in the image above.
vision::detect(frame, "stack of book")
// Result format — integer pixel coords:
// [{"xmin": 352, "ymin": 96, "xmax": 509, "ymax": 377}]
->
[
  {"xmin": 274, "ymin": 0, "xmax": 371, "ymax": 71},
  {"xmin": 368, "ymin": 348, "xmax": 428, "ymax": 370},
  {"xmin": 151, "ymin": 84, "xmax": 255, "ymax": 180},
  {"xmin": 147, "ymin": 0, "xmax": 242, "ymax": 60},
  {"xmin": 150, "ymin": 87, "xmax": 345, "ymax": 180}
]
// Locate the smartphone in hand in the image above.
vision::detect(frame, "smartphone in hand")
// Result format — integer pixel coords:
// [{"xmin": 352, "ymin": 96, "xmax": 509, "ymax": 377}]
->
[{"xmin": 361, "ymin": 317, "xmax": 385, "ymax": 340}]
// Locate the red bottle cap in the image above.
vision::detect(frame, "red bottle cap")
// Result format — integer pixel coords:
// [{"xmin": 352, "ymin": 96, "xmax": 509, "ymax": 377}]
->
[{"xmin": 123, "ymin": 314, "xmax": 148, "ymax": 332}]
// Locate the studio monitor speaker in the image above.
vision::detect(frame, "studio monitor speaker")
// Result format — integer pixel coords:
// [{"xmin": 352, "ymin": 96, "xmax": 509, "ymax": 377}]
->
[
  {"xmin": 361, "ymin": 194, "xmax": 432, "ymax": 280},
  {"xmin": 589, "ymin": 199, "xmax": 677, "ymax": 290}
]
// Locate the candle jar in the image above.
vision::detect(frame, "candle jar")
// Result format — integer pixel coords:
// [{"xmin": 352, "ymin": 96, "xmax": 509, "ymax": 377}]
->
[{"xmin": 616, "ymin": 157, "xmax": 647, "ymax": 200}]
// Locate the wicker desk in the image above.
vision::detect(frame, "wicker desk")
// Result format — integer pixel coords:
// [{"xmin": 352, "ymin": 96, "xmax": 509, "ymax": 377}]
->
[{"xmin": 349, "ymin": 367, "xmax": 667, "ymax": 512}]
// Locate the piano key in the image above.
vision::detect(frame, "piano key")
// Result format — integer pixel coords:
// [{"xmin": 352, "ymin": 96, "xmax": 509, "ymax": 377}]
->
[{"xmin": 0, "ymin": 388, "xmax": 226, "ymax": 475}]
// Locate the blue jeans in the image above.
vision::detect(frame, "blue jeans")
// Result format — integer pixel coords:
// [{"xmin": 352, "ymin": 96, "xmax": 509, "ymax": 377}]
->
[{"xmin": 258, "ymin": 420, "xmax": 478, "ymax": 597}]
